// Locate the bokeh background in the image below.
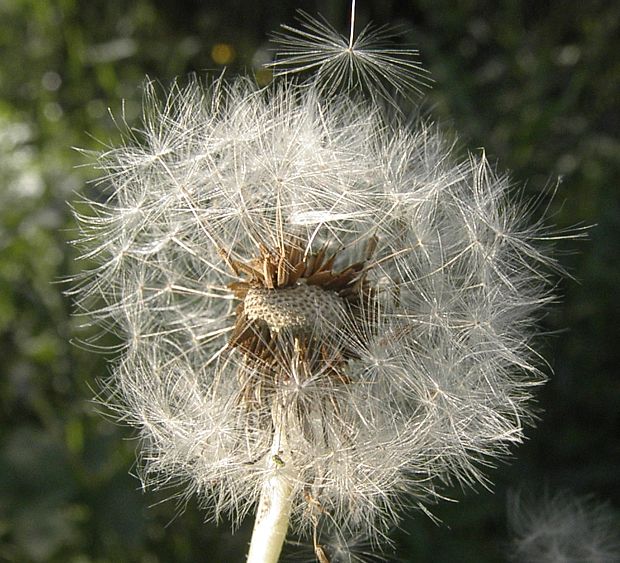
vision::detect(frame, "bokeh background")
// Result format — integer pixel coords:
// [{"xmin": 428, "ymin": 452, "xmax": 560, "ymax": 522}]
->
[{"xmin": 0, "ymin": 0, "xmax": 618, "ymax": 561}]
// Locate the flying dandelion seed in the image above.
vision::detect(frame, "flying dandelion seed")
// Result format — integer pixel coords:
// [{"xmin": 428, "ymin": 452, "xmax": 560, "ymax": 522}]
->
[
  {"xmin": 69, "ymin": 2, "xmax": 575, "ymax": 562},
  {"xmin": 268, "ymin": 2, "xmax": 432, "ymax": 102}
]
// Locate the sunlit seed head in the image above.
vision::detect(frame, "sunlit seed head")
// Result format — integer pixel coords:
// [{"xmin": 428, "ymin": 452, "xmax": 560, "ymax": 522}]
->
[{"xmin": 70, "ymin": 68, "xmax": 574, "ymax": 553}]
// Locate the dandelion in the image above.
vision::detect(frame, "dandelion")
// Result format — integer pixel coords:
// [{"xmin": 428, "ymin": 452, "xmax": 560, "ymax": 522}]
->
[
  {"xmin": 70, "ymin": 4, "xmax": 567, "ymax": 563},
  {"xmin": 507, "ymin": 490, "xmax": 620, "ymax": 563}
]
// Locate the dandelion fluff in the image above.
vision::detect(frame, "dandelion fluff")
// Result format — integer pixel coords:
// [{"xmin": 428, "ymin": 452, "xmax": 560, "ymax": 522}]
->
[
  {"xmin": 269, "ymin": 8, "xmax": 432, "ymax": 101},
  {"xmin": 508, "ymin": 490, "xmax": 620, "ymax": 563},
  {"xmin": 71, "ymin": 74, "xmax": 560, "ymax": 557}
]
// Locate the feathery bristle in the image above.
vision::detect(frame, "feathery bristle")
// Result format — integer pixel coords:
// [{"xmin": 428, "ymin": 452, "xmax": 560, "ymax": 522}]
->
[{"xmin": 269, "ymin": 10, "xmax": 432, "ymax": 102}]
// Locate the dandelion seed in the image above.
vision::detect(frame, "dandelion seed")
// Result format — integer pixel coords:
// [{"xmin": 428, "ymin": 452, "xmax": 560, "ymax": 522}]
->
[
  {"xmin": 269, "ymin": 4, "xmax": 431, "ymax": 101},
  {"xmin": 507, "ymin": 490, "xmax": 620, "ymax": 563}
]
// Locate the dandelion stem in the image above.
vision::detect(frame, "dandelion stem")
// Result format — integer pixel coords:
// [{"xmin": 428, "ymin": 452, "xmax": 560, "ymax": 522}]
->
[
  {"xmin": 348, "ymin": 0, "xmax": 356, "ymax": 49},
  {"xmin": 246, "ymin": 412, "xmax": 292, "ymax": 563}
]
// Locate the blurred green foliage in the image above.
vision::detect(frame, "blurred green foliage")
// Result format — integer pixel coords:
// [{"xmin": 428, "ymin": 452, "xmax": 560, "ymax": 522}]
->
[{"xmin": 0, "ymin": 0, "xmax": 618, "ymax": 561}]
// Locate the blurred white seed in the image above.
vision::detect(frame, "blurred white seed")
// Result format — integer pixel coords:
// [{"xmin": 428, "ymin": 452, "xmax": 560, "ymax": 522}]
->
[{"xmin": 507, "ymin": 490, "xmax": 620, "ymax": 563}]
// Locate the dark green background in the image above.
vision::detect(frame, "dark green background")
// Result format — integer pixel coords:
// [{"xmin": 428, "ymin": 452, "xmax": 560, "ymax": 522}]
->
[{"xmin": 0, "ymin": 1, "xmax": 618, "ymax": 561}]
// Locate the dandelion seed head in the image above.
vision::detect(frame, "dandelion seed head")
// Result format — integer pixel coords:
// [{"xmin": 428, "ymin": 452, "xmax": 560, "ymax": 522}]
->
[{"xmin": 71, "ymin": 73, "xmax": 565, "ymax": 548}]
